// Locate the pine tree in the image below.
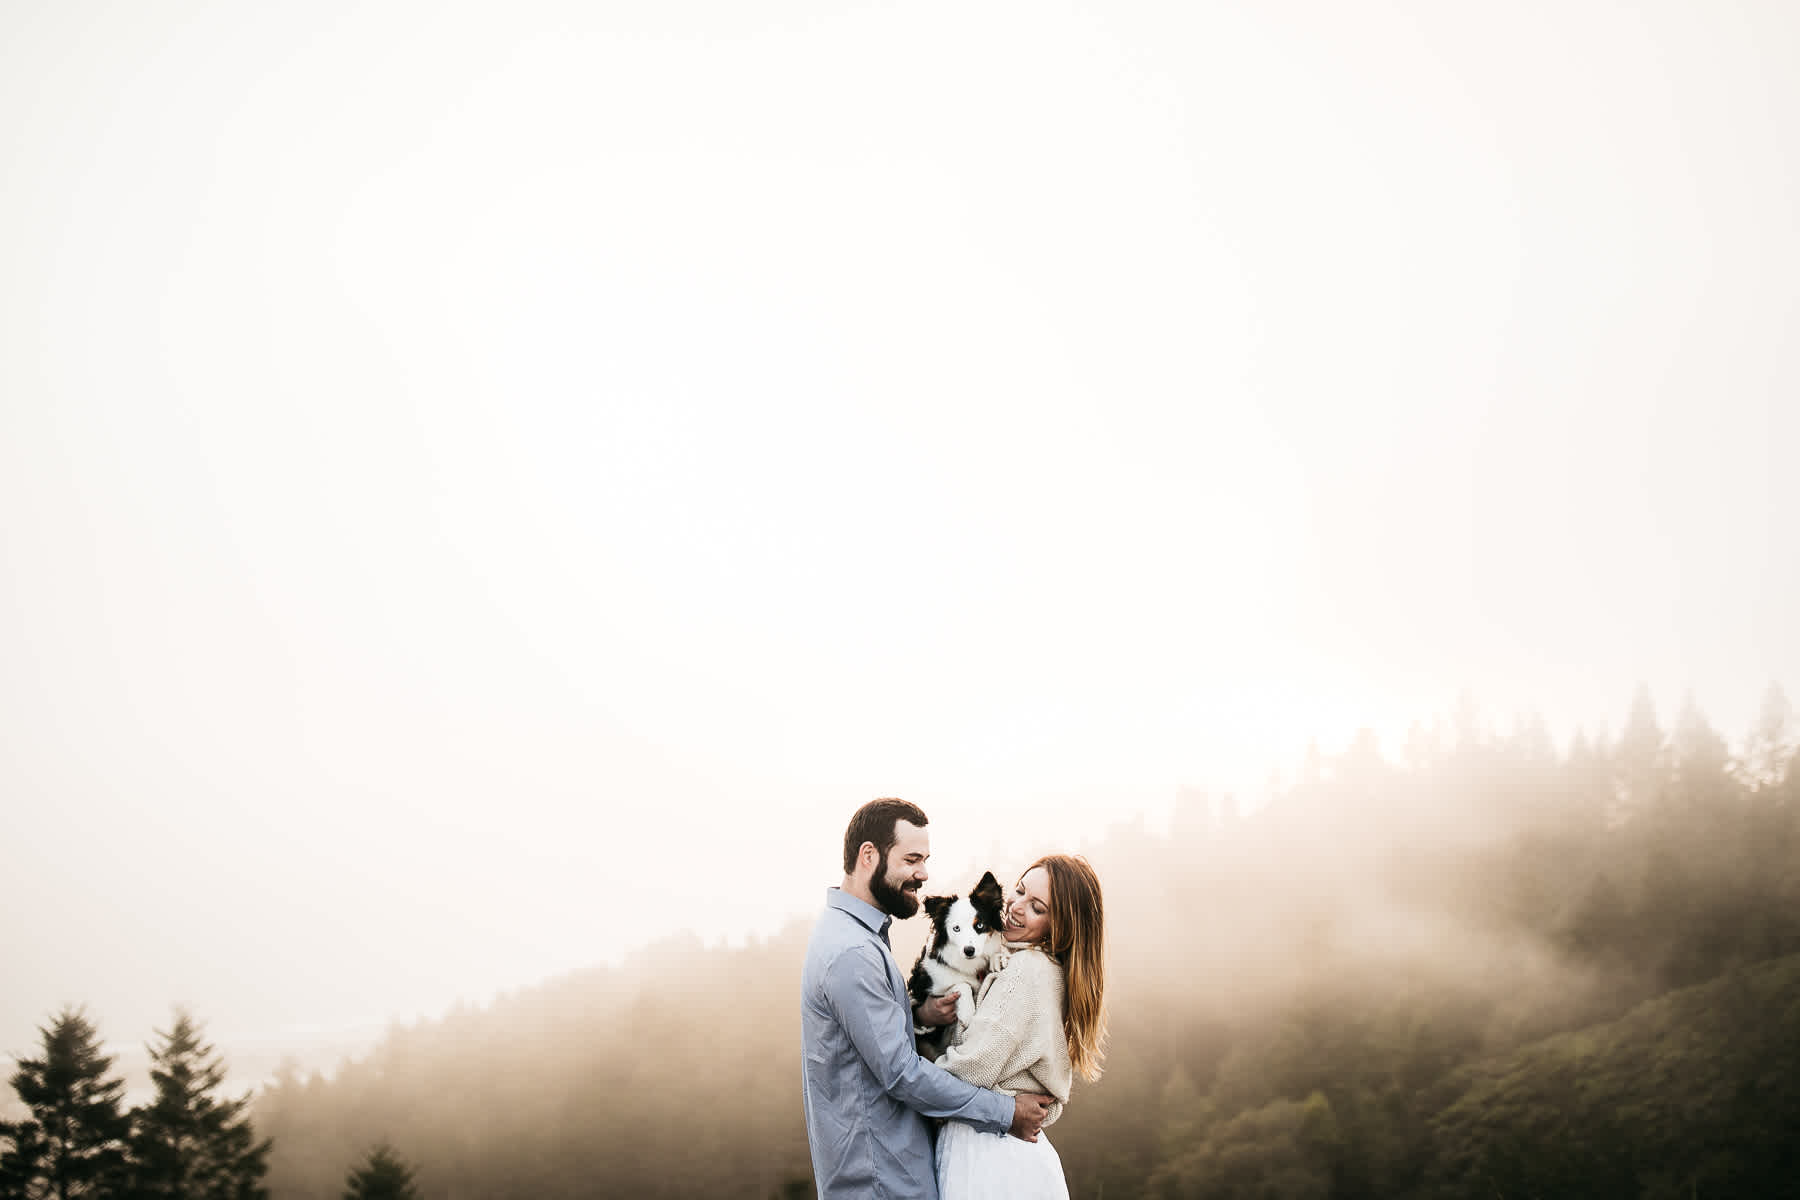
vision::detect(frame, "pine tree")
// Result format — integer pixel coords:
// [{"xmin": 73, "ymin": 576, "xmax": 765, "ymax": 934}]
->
[
  {"xmin": 1670, "ymin": 692, "xmax": 1732, "ymax": 801},
  {"xmin": 127, "ymin": 1009, "xmax": 271, "ymax": 1200},
  {"xmin": 1, "ymin": 1007, "xmax": 129, "ymax": 1199},
  {"xmin": 1739, "ymin": 681, "xmax": 1797, "ymax": 793},
  {"xmin": 341, "ymin": 1144, "xmax": 421, "ymax": 1200},
  {"xmin": 1613, "ymin": 683, "xmax": 1666, "ymax": 813}
]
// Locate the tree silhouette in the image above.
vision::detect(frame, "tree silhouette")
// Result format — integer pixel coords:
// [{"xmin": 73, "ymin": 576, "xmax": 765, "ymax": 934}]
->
[
  {"xmin": 341, "ymin": 1144, "xmax": 421, "ymax": 1200},
  {"xmin": 1740, "ymin": 681, "xmax": 1797, "ymax": 792},
  {"xmin": 128, "ymin": 1009, "xmax": 271, "ymax": 1199},
  {"xmin": 0, "ymin": 1008, "xmax": 129, "ymax": 1199},
  {"xmin": 1670, "ymin": 691, "xmax": 1731, "ymax": 799},
  {"xmin": 1613, "ymin": 682, "xmax": 1666, "ymax": 811}
]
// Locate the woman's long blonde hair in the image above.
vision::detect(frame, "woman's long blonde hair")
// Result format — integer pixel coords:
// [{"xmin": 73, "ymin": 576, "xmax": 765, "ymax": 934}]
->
[{"xmin": 1029, "ymin": 854, "xmax": 1108, "ymax": 1082}]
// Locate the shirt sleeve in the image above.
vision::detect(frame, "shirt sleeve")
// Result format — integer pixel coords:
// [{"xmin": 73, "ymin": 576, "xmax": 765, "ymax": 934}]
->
[{"xmin": 822, "ymin": 943, "xmax": 1014, "ymax": 1134}]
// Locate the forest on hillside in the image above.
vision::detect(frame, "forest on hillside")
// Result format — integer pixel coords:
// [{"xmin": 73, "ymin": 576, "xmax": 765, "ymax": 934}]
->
[
  {"xmin": 11, "ymin": 686, "xmax": 1798, "ymax": 1198},
  {"xmin": 247, "ymin": 684, "xmax": 1800, "ymax": 1199}
]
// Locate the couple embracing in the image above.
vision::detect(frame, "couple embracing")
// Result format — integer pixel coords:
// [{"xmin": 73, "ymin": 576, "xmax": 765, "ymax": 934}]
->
[{"xmin": 801, "ymin": 798, "xmax": 1107, "ymax": 1200}]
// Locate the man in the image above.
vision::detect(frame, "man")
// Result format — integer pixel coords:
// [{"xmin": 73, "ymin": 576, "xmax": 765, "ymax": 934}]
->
[{"xmin": 801, "ymin": 798, "xmax": 1053, "ymax": 1198}]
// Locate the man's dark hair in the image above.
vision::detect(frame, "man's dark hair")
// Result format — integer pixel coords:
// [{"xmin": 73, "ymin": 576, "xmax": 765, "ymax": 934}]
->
[{"xmin": 842, "ymin": 797, "xmax": 929, "ymax": 874}]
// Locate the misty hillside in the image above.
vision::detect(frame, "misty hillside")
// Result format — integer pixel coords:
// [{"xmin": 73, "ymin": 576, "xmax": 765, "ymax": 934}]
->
[
  {"xmin": 253, "ymin": 688, "xmax": 1800, "ymax": 1199},
  {"xmin": 1420, "ymin": 953, "xmax": 1800, "ymax": 1198}
]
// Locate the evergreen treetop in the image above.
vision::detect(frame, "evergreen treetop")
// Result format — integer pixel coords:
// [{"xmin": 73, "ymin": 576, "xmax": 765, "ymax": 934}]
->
[
  {"xmin": 341, "ymin": 1143, "xmax": 422, "ymax": 1200},
  {"xmin": 129, "ymin": 1008, "xmax": 271, "ymax": 1200},
  {"xmin": 1, "ymin": 1007, "xmax": 129, "ymax": 1199}
]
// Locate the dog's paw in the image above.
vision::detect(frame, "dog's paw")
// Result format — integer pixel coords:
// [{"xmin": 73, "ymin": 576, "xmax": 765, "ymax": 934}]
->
[{"xmin": 988, "ymin": 947, "xmax": 1012, "ymax": 971}]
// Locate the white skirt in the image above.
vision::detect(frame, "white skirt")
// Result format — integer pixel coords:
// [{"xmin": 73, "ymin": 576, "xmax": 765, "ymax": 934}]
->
[{"xmin": 936, "ymin": 1118, "xmax": 1069, "ymax": 1200}]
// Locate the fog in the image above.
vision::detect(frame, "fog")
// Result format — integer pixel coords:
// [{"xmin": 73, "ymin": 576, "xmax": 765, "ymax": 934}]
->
[
  {"xmin": 244, "ymin": 708, "xmax": 1800, "ymax": 1196},
  {"xmin": 4, "ymin": 0, "xmax": 1798, "ymax": 1118}
]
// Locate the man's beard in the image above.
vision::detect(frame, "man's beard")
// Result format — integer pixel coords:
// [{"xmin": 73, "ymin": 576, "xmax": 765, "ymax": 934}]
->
[{"xmin": 869, "ymin": 850, "xmax": 922, "ymax": 919}]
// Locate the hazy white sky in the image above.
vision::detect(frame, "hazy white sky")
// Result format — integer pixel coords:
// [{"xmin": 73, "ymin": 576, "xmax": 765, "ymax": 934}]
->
[{"xmin": 4, "ymin": 0, "xmax": 1796, "ymax": 1061}]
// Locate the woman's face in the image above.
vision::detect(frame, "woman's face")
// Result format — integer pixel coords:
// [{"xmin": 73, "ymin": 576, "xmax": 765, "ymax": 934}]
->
[{"xmin": 1003, "ymin": 866, "xmax": 1053, "ymax": 945}]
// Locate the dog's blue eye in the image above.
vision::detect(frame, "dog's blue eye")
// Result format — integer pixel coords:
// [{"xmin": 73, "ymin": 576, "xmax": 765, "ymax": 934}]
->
[{"xmin": 973, "ymin": 922, "xmax": 986, "ymax": 932}]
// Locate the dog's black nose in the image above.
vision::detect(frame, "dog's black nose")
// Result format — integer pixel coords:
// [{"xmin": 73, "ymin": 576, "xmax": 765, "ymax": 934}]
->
[{"xmin": 964, "ymin": 946, "xmax": 976, "ymax": 957}]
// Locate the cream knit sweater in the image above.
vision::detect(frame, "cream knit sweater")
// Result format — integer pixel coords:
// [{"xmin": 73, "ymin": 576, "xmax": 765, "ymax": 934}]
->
[{"xmin": 939, "ymin": 944, "xmax": 1073, "ymax": 1127}]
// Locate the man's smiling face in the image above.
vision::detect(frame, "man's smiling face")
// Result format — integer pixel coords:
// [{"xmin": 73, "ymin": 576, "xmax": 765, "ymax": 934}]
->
[{"xmin": 869, "ymin": 819, "xmax": 930, "ymax": 919}]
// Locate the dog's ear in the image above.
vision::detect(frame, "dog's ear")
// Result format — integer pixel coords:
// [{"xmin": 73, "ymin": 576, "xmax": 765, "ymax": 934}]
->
[
  {"xmin": 923, "ymin": 894, "xmax": 954, "ymax": 920},
  {"xmin": 970, "ymin": 870, "xmax": 1003, "ymax": 909}
]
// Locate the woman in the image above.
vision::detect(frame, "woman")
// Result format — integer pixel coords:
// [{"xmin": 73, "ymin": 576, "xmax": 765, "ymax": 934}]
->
[{"xmin": 935, "ymin": 854, "xmax": 1107, "ymax": 1200}]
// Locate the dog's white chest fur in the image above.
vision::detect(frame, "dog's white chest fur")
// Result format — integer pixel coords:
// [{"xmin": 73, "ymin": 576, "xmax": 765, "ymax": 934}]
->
[{"xmin": 918, "ymin": 954, "xmax": 987, "ymax": 1022}]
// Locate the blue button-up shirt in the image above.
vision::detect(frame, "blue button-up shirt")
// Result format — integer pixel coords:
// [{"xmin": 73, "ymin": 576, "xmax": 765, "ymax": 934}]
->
[{"xmin": 801, "ymin": 888, "xmax": 1013, "ymax": 1199}]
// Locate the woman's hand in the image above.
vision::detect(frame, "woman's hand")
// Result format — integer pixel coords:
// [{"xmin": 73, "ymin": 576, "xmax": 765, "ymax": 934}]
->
[{"xmin": 913, "ymin": 990, "xmax": 960, "ymax": 1028}]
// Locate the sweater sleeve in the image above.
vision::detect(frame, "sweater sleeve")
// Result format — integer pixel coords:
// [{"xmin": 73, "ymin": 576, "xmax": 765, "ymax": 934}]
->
[
  {"xmin": 938, "ymin": 951, "xmax": 1068, "ymax": 1119},
  {"xmin": 938, "ymin": 960, "xmax": 1032, "ymax": 1089}
]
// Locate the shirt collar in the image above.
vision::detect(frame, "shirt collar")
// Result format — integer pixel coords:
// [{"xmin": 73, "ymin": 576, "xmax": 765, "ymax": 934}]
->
[{"xmin": 826, "ymin": 886, "xmax": 893, "ymax": 942}]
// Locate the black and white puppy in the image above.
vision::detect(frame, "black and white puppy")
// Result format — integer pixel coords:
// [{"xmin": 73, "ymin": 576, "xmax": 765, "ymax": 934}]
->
[{"xmin": 908, "ymin": 871, "xmax": 1009, "ymax": 1060}]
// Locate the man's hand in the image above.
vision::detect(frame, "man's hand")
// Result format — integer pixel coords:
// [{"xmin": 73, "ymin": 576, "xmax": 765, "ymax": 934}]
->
[
  {"xmin": 1008, "ymin": 1093, "xmax": 1053, "ymax": 1142},
  {"xmin": 914, "ymin": 991, "xmax": 959, "ymax": 1028}
]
